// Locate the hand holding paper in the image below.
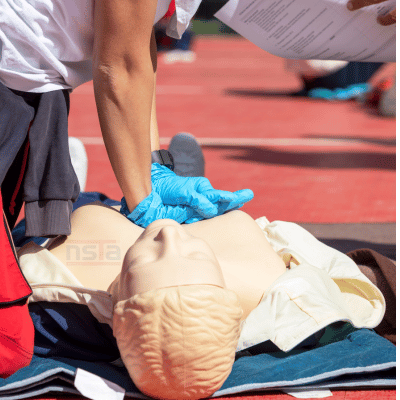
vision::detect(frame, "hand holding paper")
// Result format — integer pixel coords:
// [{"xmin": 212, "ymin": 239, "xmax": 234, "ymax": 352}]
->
[
  {"xmin": 215, "ymin": 0, "xmax": 395, "ymax": 62},
  {"xmin": 347, "ymin": 0, "xmax": 396, "ymax": 25}
]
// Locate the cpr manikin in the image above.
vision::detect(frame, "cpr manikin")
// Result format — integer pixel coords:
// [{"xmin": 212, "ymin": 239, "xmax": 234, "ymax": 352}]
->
[
  {"xmin": 46, "ymin": 204, "xmax": 288, "ymax": 399},
  {"xmin": 22, "ymin": 204, "xmax": 384, "ymax": 400}
]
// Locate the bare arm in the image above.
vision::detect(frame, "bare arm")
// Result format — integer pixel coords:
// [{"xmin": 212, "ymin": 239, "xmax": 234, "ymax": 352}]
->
[
  {"xmin": 150, "ymin": 30, "xmax": 160, "ymax": 152},
  {"xmin": 92, "ymin": 0, "xmax": 159, "ymax": 212}
]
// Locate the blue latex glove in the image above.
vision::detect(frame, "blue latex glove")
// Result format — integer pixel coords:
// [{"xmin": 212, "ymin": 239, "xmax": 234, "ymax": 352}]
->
[
  {"xmin": 151, "ymin": 163, "xmax": 254, "ymax": 223},
  {"xmin": 120, "ymin": 191, "xmax": 194, "ymax": 228},
  {"xmin": 185, "ymin": 189, "xmax": 253, "ymax": 223}
]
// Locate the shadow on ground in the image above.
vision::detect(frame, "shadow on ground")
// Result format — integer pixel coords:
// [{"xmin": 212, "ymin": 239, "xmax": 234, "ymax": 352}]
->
[
  {"xmin": 225, "ymin": 88, "xmax": 309, "ymax": 98},
  {"xmin": 203, "ymin": 145, "xmax": 396, "ymax": 170}
]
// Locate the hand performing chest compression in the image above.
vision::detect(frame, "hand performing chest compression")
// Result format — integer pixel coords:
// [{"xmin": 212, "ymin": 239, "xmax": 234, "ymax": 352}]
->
[{"xmin": 120, "ymin": 163, "xmax": 254, "ymax": 227}]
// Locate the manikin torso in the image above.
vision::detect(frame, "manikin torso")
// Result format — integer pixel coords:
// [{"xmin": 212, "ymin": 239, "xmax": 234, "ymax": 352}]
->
[{"xmin": 48, "ymin": 204, "xmax": 287, "ymax": 320}]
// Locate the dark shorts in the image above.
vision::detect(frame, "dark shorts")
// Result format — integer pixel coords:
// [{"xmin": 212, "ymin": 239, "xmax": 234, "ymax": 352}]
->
[{"xmin": 0, "ymin": 81, "xmax": 79, "ymax": 236}]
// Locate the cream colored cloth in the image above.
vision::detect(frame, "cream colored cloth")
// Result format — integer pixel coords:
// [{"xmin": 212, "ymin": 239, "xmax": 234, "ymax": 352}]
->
[
  {"xmin": 237, "ymin": 218, "xmax": 385, "ymax": 352},
  {"xmin": 18, "ymin": 241, "xmax": 113, "ymax": 326},
  {"xmin": 17, "ymin": 218, "xmax": 385, "ymax": 352}
]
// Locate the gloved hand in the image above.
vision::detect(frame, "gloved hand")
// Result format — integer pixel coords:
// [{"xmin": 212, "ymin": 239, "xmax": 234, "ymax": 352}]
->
[
  {"xmin": 120, "ymin": 191, "xmax": 194, "ymax": 228},
  {"xmin": 151, "ymin": 163, "xmax": 254, "ymax": 222},
  {"xmin": 185, "ymin": 189, "xmax": 253, "ymax": 223}
]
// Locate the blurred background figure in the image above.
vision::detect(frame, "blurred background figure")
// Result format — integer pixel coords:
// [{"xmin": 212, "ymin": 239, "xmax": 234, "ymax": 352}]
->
[
  {"xmin": 286, "ymin": 59, "xmax": 395, "ymax": 116},
  {"xmin": 155, "ymin": 0, "xmax": 197, "ymax": 64}
]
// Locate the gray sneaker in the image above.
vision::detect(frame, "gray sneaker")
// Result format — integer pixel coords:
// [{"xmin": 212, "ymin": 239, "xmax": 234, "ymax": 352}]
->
[{"xmin": 168, "ymin": 133, "xmax": 205, "ymax": 177}]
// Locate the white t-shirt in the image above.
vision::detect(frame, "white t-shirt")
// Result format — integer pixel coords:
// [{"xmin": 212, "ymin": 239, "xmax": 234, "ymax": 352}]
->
[{"xmin": 0, "ymin": 0, "xmax": 200, "ymax": 93}]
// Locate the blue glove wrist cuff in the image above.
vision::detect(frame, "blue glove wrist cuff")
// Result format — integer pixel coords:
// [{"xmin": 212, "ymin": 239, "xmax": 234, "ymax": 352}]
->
[
  {"xmin": 120, "ymin": 194, "xmax": 154, "ymax": 223},
  {"xmin": 151, "ymin": 162, "xmax": 174, "ymax": 177}
]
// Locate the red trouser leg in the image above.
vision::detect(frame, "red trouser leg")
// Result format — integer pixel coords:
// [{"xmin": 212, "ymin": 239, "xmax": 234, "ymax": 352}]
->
[{"xmin": 0, "ymin": 194, "xmax": 34, "ymax": 378}]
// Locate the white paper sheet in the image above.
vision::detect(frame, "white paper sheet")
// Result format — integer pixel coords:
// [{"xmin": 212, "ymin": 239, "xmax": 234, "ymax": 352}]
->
[
  {"xmin": 282, "ymin": 388, "xmax": 333, "ymax": 398},
  {"xmin": 215, "ymin": 0, "xmax": 395, "ymax": 62},
  {"xmin": 74, "ymin": 368, "xmax": 126, "ymax": 400}
]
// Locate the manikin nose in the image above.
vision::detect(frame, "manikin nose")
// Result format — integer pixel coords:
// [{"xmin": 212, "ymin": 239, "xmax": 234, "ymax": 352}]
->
[{"xmin": 153, "ymin": 225, "xmax": 189, "ymax": 254}]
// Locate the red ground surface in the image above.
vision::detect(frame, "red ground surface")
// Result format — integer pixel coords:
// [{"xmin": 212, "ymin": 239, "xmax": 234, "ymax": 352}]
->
[
  {"xmin": 69, "ymin": 36, "xmax": 396, "ymax": 224},
  {"xmin": 32, "ymin": 389, "xmax": 396, "ymax": 400}
]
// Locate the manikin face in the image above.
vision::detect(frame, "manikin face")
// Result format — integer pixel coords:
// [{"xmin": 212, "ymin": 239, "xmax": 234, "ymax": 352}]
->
[
  {"xmin": 113, "ymin": 220, "xmax": 242, "ymax": 400},
  {"xmin": 120, "ymin": 219, "xmax": 226, "ymax": 297},
  {"xmin": 132, "ymin": 219, "xmax": 218, "ymax": 265}
]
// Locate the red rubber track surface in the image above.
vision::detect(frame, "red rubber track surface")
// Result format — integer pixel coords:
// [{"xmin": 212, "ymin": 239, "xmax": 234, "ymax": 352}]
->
[
  {"xmin": 69, "ymin": 36, "xmax": 395, "ymax": 224},
  {"xmin": 30, "ymin": 388, "xmax": 396, "ymax": 400}
]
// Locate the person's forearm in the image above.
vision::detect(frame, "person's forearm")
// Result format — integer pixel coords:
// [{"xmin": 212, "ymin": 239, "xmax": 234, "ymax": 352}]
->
[
  {"xmin": 150, "ymin": 30, "xmax": 160, "ymax": 152},
  {"xmin": 93, "ymin": 65, "xmax": 153, "ymax": 212},
  {"xmin": 150, "ymin": 74, "xmax": 160, "ymax": 151},
  {"xmin": 92, "ymin": 0, "xmax": 159, "ymax": 213}
]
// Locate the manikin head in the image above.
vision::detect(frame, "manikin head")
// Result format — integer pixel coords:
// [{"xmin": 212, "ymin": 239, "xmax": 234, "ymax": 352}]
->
[{"xmin": 112, "ymin": 220, "xmax": 242, "ymax": 400}]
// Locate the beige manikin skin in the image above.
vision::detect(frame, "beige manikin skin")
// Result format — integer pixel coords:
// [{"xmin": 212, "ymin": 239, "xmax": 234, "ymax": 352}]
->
[
  {"xmin": 48, "ymin": 203, "xmax": 287, "ymax": 320},
  {"xmin": 47, "ymin": 203, "xmax": 287, "ymax": 400}
]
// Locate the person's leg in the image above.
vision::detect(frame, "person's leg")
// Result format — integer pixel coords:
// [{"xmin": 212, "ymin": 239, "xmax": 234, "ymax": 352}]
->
[{"xmin": 303, "ymin": 62, "xmax": 384, "ymax": 92}]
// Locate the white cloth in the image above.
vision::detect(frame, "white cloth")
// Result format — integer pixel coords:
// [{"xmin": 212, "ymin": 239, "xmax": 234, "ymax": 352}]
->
[
  {"xmin": 17, "ymin": 218, "xmax": 385, "ymax": 352},
  {"xmin": 237, "ymin": 218, "xmax": 385, "ymax": 352},
  {"xmin": 0, "ymin": 0, "xmax": 197, "ymax": 92}
]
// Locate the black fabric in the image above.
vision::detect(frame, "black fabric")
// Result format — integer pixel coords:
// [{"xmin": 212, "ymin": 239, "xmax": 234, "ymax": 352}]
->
[
  {"xmin": 0, "ymin": 83, "xmax": 33, "ymax": 231},
  {"xmin": 302, "ymin": 61, "xmax": 384, "ymax": 92},
  {"xmin": 1, "ymin": 137, "xmax": 29, "ymax": 230},
  {"xmin": 29, "ymin": 302, "xmax": 120, "ymax": 362},
  {"xmin": 347, "ymin": 248, "xmax": 396, "ymax": 345},
  {"xmin": 0, "ymin": 81, "xmax": 80, "ymax": 236}
]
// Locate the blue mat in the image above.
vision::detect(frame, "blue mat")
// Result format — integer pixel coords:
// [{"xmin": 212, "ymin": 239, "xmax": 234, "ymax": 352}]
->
[{"xmin": 0, "ymin": 327, "xmax": 395, "ymax": 399}]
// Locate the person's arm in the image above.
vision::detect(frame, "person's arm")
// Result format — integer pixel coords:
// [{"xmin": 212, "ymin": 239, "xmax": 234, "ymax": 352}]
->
[
  {"xmin": 150, "ymin": 29, "xmax": 160, "ymax": 152},
  {"xmin": 92, "ymin": 0, "xmax": 159, "ymax": 212},
  {"xmin": 347, "ymin": 0, "xmax": 396, "ymax": 25}
]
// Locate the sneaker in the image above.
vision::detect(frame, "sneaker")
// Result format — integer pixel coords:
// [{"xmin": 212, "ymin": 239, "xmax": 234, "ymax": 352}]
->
[
  {"xmin": 68, "ymin": 137, "xmax": 88, "ymax": 192},
  {"xmin": 308, "ymin": 83, "xmax": 371, "ymax": 100},
  {"xmin": 168, "ymin": 133, "xmax": 205, "ymax": 177},
  {"xmin": 162, "ymin": 50, "xmax": 196, "ymax": 64}
]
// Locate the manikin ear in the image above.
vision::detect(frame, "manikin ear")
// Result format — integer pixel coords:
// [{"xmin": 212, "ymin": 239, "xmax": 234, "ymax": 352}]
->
[{"xmin": 113, "ymin": 285, "xmax": 242, "ymax": 400}]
